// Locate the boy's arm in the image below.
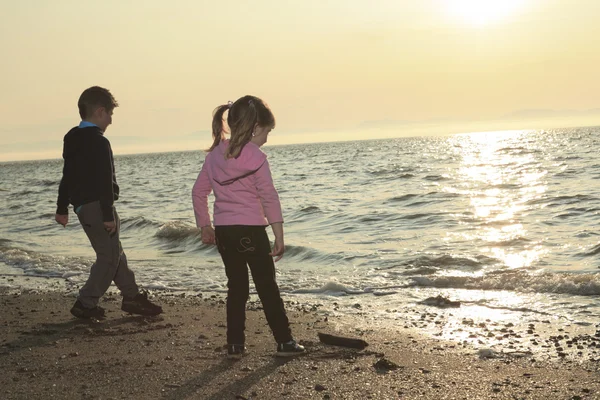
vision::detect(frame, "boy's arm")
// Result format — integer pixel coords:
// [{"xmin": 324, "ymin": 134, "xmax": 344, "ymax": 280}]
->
[
  {"xmin": 56, "ymin": 139, "xmax": 70, "ymax": 225},
  {"xmin": 56, "ymin": 173, "xmax": 70, "ymax": 215},
  {"xmin": 192, "ymin": 162, "xmax": 213, "ymax": 228},
  {"xmin": 95, "ymin": 137, "xmax": 115, "ymax": 222}
]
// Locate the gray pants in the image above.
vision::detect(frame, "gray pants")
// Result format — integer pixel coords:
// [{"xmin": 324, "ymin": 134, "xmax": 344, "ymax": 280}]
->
[{"xmin": 76, "ymin": 201, "xmax": 138, "ymax": 308}]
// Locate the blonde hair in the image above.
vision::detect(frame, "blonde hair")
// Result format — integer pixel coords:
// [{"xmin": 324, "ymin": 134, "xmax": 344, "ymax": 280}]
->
[{"xmin": 208, "ymin": 95, "xmax": 275, "ymax": 158}]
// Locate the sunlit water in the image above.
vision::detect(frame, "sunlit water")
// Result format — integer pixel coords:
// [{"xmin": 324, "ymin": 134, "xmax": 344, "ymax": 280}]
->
[{"xmin": 2, "ymin": 127, "xmax": 600, "ymax": 355}]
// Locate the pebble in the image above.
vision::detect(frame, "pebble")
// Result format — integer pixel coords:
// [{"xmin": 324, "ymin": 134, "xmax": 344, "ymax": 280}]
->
[{"xmin": 373, "ymin": 358, "xmax": 401, "ymax": 371}]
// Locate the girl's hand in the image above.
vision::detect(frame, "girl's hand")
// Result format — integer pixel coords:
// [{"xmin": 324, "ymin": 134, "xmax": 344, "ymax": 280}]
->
[
  {"xmin": 201, "ymin": 226, "xmax": 216, "ymax": 245},
  {"xmin": 270, "ymin": 237, "xmax": 285, "ymax": 262}
]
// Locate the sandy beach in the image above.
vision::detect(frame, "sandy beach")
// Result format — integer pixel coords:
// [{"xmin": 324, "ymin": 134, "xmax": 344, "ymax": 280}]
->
[{"xmin": 1, "ymin": 284, "xmax": 600, "ymax": 400}]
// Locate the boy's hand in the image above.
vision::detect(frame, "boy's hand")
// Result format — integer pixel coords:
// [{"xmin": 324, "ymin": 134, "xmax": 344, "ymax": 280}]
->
[
  {"xmin": 201, "ymin": 226, "xmax": 216, "ymax": 245},
  {"xmin": 55, "ymin": 213, "xmax": 68, "ymax": 227},
  {"xmin": 269, "ymin": 237, "xmax": 285, "ymax": 262},
  {"xmin": 104, "ymin": 221, "xmax": 117, "ymax": 236}
]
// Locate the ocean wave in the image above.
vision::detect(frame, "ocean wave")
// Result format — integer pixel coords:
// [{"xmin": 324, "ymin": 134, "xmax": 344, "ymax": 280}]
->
[
  {"xmin": 29, "ymin": 179, "xmax": 58, "ymax": 187},
  {"xmin": 284, "ymin": 245, "xmax": 345, "ymax": 263},
  {"xmin": 496, "ymin": 146, "xmax": 529, "ymax": 153},
  {"xmin": 423, "ymin": 174, "xmax": 450, "ymax": 182},
  {"xmin": 367, "ymin": 167, "xmax": 415, "ymax": 177},
  {"xmin": 9, "ymin": 189, "xmax": 39, "ymax": 197},
  {"xmin": 387, "ymin": 194, "xmax": 419, "ymax": 203},
  {"xmin": 398, "ymin": 212, "xmax": 444, "ymax": 221},
  {"xmin": 580, "ymin": 243, "xmax": 600, "ymax": 257},
  {"xmin": 575, "ymin": 230, "xmax": 599, "ymax": 238},
  {"xmin": 485, "ymin": 237, "xmax": 531, "ymax": 247},
  {"xmin": 121, "ymin": 216, "xmax": 162, "ymax": 230},
  {"xmin": 403, "ymin": 254, "xmax": 494, "ymax": 270},
  {"xmin": 408, "ymin": 271, "xmax": 600, "ymax": 296},
  {"xmin": 299, "ymin": 206, "xmax": 321, "ymax": 213},
  {"xmin": 154, "ymin": 221, "xmax": 200, "ymax": 241},
  {"xmin": 404, "ymin": 200, "xmax": 435, "ymax": 208},
  {"xmin": 547, "ymin": 194, "xmax": 597, "ymax": 207},
  {"xmin": 292, "ymin": 281, "xmax": 365, "ymax": 295},
  {"xmin": 0, "ymin": 243, "xmax": 90, "ymax": 277}
]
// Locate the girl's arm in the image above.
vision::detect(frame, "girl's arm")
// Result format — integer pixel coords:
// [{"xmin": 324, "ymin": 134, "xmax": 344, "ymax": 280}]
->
[
  {"xmin": 255, "ymin": 160, "xmax": 285, "ymax": 261},
  {"xmin": 254, "ymin": 159, "xmax": 283, "ymax": 225},
  {"xmin": 192, "ymin": 162, "xmax": 213, "ymax": 228}
]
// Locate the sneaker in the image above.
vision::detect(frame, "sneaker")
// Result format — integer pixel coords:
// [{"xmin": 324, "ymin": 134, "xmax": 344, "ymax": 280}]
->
[
  {"xmin": 227, "ymin": 344, "xmax": 246, "ymax": 360},
  {"xmin": 121, "ymin": 290, "xmax": 163, "ymax": 316},
  {"xmin": 276, "ymin": 340, "xmax": 306, "ymax": 357},
  {"xmin": 70, "ymin": 300, "xmax": 105, "ymax": 319}
]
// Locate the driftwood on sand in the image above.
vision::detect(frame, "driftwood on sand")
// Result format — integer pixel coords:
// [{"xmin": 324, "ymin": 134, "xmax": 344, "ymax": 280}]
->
[{"xmin": 318, "ymin": 332, "xmax": 369, "ymax": 349}]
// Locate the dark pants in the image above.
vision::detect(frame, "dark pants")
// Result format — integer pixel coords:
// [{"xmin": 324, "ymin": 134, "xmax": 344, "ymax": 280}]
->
[
  {"xmin": 76, "ymin": 201, "xmax": 139, "ymax": 308},
  {"xmin": 215, "ymin": 225, "xmax": 292, "ymax": 345}
]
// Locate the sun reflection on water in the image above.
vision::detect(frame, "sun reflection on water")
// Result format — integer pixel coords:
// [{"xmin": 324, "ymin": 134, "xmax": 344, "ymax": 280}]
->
[{"xmin": 448, "ymin": 130, "xmax": 548, "ymax": 271}]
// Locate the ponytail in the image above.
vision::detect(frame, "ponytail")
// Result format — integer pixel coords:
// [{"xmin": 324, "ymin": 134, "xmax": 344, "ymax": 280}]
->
[
  {"xmin": 207, "ymin": 104, "xmax": 230, "ymax": 152},
  {"xmin": 226, "ymin": 100, "xmax": 258, "ymax": 159}
]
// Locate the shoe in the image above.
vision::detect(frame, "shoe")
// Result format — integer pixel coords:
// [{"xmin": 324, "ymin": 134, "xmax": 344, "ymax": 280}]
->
[
  {"xmin": 276, "ymin": 340, "xmax": 306, "ymax": 357},
  {"xmin": 121, "ymin": 290, "xmax": 163, "ymax": 316},
  {"xmin": 227, "ymin": 344, "xmax": 246, "ymax": 360},
  {"xmin": 70, "ymin": 300, "xmax": 105, "ymax": 319}
]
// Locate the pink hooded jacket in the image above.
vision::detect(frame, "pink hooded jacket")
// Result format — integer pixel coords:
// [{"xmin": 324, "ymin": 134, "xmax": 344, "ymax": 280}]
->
[{"xmin": 192, "ymin": 140, "xmax": 283, "ymax": 227}]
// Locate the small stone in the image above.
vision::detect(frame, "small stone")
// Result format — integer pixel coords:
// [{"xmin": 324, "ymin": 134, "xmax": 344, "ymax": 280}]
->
[
  {"xmin": 315, "ymin": 384, "xmax": 327, "ymax": 391},
  {"xmin": 373, "ymin": 358, "xmax": 401, "ymax": 371}
]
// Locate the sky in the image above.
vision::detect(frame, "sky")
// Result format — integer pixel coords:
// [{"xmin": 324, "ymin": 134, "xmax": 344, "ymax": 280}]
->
[{"xmin": 1, "ymin": 0, "xmax": 600, "ymax": 161}]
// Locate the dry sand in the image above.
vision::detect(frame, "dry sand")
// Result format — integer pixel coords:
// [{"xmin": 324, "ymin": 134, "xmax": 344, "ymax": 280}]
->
[{"xmin": 1, "ymin": 288, "xmax": 600, "ymax": 400}]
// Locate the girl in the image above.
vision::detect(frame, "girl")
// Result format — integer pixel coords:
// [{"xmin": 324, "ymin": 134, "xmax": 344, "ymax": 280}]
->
[{"xmin": 192, "ymin": 95, "xmax": 305, "ymax": 359}]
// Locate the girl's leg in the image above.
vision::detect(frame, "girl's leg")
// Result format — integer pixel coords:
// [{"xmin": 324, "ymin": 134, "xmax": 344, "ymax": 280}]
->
[
  {"xmin": 216, "ymin": 226, "xmax": 250, "ymax": 345},
  {"xmin": 246, "ymin": 227, "xmax": 293, "ymax": 344}
]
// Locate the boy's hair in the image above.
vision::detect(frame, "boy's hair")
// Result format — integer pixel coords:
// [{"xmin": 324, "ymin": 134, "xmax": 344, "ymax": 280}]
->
[
  {"xmin": 78, "ymin": 86, "xmax": 119, "ymax": 120},
  {"xmin": 209, "ymin": 95, "xmax": 275, "ymax": 159}
]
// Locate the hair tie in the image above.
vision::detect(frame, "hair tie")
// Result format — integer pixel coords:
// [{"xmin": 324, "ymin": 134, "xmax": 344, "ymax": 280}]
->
[{"xmin": 227, "ymin": 101, "xmax": 233, "ymax": 108}]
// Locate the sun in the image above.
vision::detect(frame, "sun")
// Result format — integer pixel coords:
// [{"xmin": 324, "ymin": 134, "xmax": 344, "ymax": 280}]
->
[{"xmin": 447, "ymin": 0, "xmax": 525, "ymax": 26}]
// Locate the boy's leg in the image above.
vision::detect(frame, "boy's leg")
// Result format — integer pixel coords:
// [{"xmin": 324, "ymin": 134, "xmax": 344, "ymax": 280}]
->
[
  {"xmin": 110, "ymin": 208, "xmax": 139, "ymax": 298},
  {"xmin": 246, "ymin": 227, "xmax": 292, "ymax": 344},
  {"xmin": 216, "ymin": 226, "xmax": 250, "ymax": 345},
  {"xmin": 76, "ymin": 201, "xmax": 128, "ymax": 308}
]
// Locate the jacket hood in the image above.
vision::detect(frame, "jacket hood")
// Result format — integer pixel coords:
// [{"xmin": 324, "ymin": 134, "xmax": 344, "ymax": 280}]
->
[{"xmin": 211, "ymin": 140, "xmax": 267, "ymax": 185}]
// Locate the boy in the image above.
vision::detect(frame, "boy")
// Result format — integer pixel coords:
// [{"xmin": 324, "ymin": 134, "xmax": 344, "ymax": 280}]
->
[{"xmin": 55, "ymin": 86, "xmax": 162, "ymax": 319}]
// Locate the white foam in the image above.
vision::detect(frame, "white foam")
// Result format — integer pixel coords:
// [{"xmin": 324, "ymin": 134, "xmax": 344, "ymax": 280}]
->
[
  {"xmin": 409, "ymin": 271, "xmax": 600, "ymax": 296},
  {"xmin": 292, "ymin": 281, "xmax": 366, "ymax": 295}
]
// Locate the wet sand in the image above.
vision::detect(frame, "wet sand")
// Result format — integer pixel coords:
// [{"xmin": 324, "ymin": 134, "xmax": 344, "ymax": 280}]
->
[{"xmin": 1, "ymin": 288, "xmax": 600, "ymax": 400}]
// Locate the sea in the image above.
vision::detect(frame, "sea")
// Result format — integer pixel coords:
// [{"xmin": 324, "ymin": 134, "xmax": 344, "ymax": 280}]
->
[{"xmin": 2, "ymin": 127, "xmax": 600, "ymax": 352}]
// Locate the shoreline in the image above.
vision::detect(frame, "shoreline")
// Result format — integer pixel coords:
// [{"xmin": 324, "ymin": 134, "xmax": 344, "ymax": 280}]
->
[
  {"xmin": 2, "ymin": 288, "xmax": 600, "ymax": 399},
  {"xmin": 3, "ymin": 273, "xmax": 600, "ymax": 362}
]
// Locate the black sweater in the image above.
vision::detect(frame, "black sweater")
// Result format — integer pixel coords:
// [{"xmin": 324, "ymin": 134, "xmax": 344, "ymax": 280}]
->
[{"xmin": 56, "ymin": 126, "xmax": 120, "ymax": 222}]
